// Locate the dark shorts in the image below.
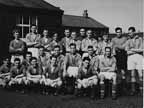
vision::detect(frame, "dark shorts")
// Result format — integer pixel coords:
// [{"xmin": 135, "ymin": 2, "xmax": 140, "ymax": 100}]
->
[{"xmin": 115, "ymin": 50, "xmax": 127, "ymax": 70}]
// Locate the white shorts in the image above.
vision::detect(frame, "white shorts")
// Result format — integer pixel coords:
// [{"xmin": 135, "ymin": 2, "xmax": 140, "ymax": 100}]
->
[
  {"xmin": 99, "ymin": 72, "xmax": 116, "ymax": 80},
  {"xmin": 127, "ymin": 54, "xmax": 143, "ymax": 70},
  {"xmin": 8, "ymin": 77, "xmax": 23, "ymax": 85},
  {"xmin": 142, "ymin": 58, "xmax": 144, "ymax": 70},
  {"xmin": 77, "ymin": 75, "xmax": 98, "ymax": 88},
  {"xmin": 28, "ymin": 48, "xmax": 39, "ymax": 58},
  {"xmin": 67, "ymin": 66, "xmax": 79, "ymax": 77}
]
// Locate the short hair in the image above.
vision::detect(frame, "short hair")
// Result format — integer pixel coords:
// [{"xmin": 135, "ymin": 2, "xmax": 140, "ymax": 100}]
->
[
  {"xmin": 105, "ymin": 47, "xmax": 111, "ymax": 51},
  {"xmin": 26, "ymin": 51, "xmax": 32, "ymax": 56},
  {"xmin": 83, "ymin": 57, "xmax": 91, "ymax": 62},
  {"xmin": 80, "ymin": 28, "xmax": 85, "ymax": 32},
  {"xmin": 64, "ymin": 29, "xmax": 70, "ymax": 32},
  {"xmin": 87, "ymin": 45, "xmax": 93, "ymax": 49},
  {"xmin": 128, "ymin": 27, "xmax": 136, "ymax": 32},
  {"xmin": 39, "ymin": 46, "xmax": 45, "ymax": 49},
  {"xmin": 69, "ymin": 43, "xmax": 76, "ymax": 47},
  {"xmin": 30, "ymin": 57, "xmax": 37, "ymax": 62},
  {"xmin": 54, "ymin": 45, "xmax": 60, "ymax": 49},
  {"xmin": 31, "ymin": 24, "xmax": 37, "ymax": 28},
  {"xmin": 12, "ymin": 29, "xmax": 19, "ymax": 34},
  {"xmin": 14, "ymin": 58, "xmax": 20, "ymax": 62},
  {"xmin": 86, "ymin": 29, "xmax": 92, "ymax": 33},
  {"xmin": 50, "ymin": 55, "xmax": 57, "ymax": 60},
  {"xmin": 115, "ymin": 27, "xmax": 122, "ymax": 33}
]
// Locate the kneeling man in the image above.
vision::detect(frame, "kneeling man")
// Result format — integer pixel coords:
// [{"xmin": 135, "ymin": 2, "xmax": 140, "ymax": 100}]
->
[
  {"xmin": 41, "ymin": 55, "xmax": 62, "ymax": 95},
  {"xmin": 76, "ymin": 57, "xmax": 98, "ymax": 99}
]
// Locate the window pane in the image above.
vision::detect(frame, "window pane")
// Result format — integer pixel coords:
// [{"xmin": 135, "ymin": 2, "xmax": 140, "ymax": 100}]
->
[
  {"xmin": 16, "ymin": 16, "xmax": 22, "ymax": 24},
  {"xmin": 23, "ymin": 27, "xmax": 30, "ymax": 38},
  {"xmin": 31, "ymin": 16, "xmax": 36, "ymax": 25},
  {"xmin": 23, "ymin": 16, "xmax": 29, "ymax": 24}
]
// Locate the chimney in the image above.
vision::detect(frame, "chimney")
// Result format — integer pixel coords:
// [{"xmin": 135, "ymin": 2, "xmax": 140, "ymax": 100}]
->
[{"xmin": 83, "ymin": 10, "xmax": 88, "ymax": 18}]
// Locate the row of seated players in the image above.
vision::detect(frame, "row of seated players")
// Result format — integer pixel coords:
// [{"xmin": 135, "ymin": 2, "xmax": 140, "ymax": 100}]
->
[{"xmin": 0, "ymin": 44, "xmax": 118, "ymax": 100}]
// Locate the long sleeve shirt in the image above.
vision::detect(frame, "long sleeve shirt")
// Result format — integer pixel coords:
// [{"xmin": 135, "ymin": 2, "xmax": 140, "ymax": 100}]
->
[
  {"xmin": 9, "ymin": 39, "xmax": 25, "ymax": 55},
  {"xmin": 125, "ymin": 35, "xmax": 143, "ymax": 55},
  {"xmin": 81, "ymin": 37, "xmax": 98, "ymax": 52},
  {"xmin": 99, "ymin": 55, "xmax": 116, "ymax": 72},
  {"xmin": 64, "ymin": 53, "xmax": 82, "ymax": 70}
]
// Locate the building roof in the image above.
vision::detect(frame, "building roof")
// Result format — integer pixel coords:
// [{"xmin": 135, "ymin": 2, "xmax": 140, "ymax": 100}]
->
[
  {"xmin": 0, "ymin": 0, "xmax": 63, "ymax": 11},
  {"xmin": 62, "ymin": 14, "xmax": 108, "ymax": 28}
]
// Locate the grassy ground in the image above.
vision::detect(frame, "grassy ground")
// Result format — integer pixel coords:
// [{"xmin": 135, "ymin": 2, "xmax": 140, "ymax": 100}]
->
[{"xmin": 0, "ymin": 88, "xmax": 143, "ymax": 108}]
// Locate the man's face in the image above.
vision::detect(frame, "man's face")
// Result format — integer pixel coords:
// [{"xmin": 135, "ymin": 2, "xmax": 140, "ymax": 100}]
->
[
  {"xmin": 14, "ymin": 32, "xmax": 19, "ymax": 39},
  {"xmin": 80, "ymin": 29, "xmax": 85, "ymax": 36},
  {"xmin": 43, "ymin": 30, "xmax": 48, "ymax": 37},
  {"xmin": 86, "ymin": 30, "xmax": 92, "ymax": 38},
  {"xmin": 116, "ymin": 29, "xmax": 122, "ymax": 37},
  {"xmin": 31, "ymin": 26, "xmax": 37, "ymax": 33},
  {"xmin": 71, "ymin": 32, "xmax": 76, "ymax": 39},
  {"xmin": 70, "ymin": 45, "xmax": 76, "ymax": 54},
  {"xmin": 26, "ymin": 54, "xmax": 32, "ymax": 62},
  {"xmin": 53, "ymin": 33, "xmax": 58, "ymax": 41},
  {"xmin": 105, "ymin": 48, "xmax": 111, "ymax": 57},
  {"xmin": 128, "ymin": 29, "xmax": 134, "ymax": 38},
  {"xmin": 64, "ymin": 30, "xmax": 70, "ymax": 37},
  {"xmin": 51, "ymin": 57, "xmax": 57, "ymax": 65},
  {"xmin": 103, "ymin": 35, "xmax": 108, "ymax": 41},
  {"xmin": 83, "ymin": 60, "xmax": 90, "ymax": 68},
  {"xmin": 3, "ymin": 59, "xmax": 9, "ymax": 65},
  {"xmin": 39, "ymin": 48, "xmax": 44, "ymax": 56},
  {"xmin": 54, "ymin": 47, "xmax": 60, "ymax": 56},
  {"xmin": 14, "ymin": 60, "xmax": 20, "ymax": 67},
  {"xmin": 31, "ymin": 59, "xmax": 37, "ymax": 67},
  {"xmin": 88, "ymin": 48, "xmax": 93, "ymax": 56}
]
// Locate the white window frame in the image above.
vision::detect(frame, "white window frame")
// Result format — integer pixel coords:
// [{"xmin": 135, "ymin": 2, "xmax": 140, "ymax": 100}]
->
[{"xmin": 16, "ymin": 16, "xmax": 38, "ymax": 38}]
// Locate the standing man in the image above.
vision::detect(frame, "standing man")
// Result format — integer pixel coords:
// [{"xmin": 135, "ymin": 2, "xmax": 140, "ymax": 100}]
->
[
  {"xmin": 81, "ymin": 30, "xmax": 98, "ymax": 54},
  {"xmin": 60, "ymin": 29, "xmax": 71, "ymax": 53},
  {"xmin": 69, "ymin": 31, "xmax": 81, "ymax": 52},
  {"xmin": 9, "ymin": 29, "xmax": 26, "ymax": 63},
  {"xmin": 26, "ymin": 25, "xmax": 41, "ymax": 58},
  {"xmin": 77, "ymin": 28, "xmax": 86, "ymax": 41},
  {"xmin": 39, "ymin": 29, "xmax": 52, "ymax": 57},
  {"xmin": 125, "ymin": 27, "xmax": 143, "ymax": 96},
  {"xmin": 98, "ymin": 34, "xmax": 112, "ymax": 56},
  {"xmin": 99, "ymin": 47, "xmax": 117, "ymax": 99},
  {"xmin": 112, "ymin": 27, "xmax": 127, "ymax": 79}
]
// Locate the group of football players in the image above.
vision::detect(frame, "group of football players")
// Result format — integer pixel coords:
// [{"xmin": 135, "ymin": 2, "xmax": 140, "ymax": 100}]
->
[{"xmin": 0, "ymin": 25, "xmax": 143, "ymax": 100}]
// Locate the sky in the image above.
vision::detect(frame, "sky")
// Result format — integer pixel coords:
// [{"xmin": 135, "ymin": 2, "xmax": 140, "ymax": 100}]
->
[{"xmin": 45, "ymin": 0, "xmax": 143, "ymax": 33}]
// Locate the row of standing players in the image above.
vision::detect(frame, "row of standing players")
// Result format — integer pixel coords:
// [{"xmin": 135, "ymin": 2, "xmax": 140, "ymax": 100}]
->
[{"xmin": 0, "ymin": 26, "xmax": 143, "ymax": 100}]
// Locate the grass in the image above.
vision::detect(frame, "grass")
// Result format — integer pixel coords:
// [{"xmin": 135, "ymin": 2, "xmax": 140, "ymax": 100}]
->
[{"xmin": 0, "ymin": 88, "xmax": 143, "ymax": 108}]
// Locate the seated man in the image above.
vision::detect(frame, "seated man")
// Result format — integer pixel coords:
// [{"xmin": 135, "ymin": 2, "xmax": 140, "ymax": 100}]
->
[
  {"xmin": 76, "ymin": 57, "xmax": 98, "ymax": 99},
  {"xmin": 21, "ymin": 52, "xmax": 32, "ymax": 70},
  {"xmin": 40, "ymin": 55, "xmax": 62, "ymax": 95},
  {"xmin": 25, "ymin": 57, "xmax": 42, "ymax": 88},
  {"xmin": 99, "ymin": 47, "xmax": 117, "ymax": 99},
  {"xmin": 37, "ymin": 46, "xmax": 48, "ymax": 72},
  {"xmin": 8, "ymin": 58, "xmax": 25, "ymax": 91},
  {"xmin": 0, "ymin": 58, "xmax": 11, "ymax": 87},
  {"xmin": 63, "ymin": 43, "xmax": 82, "ymax": 94}
]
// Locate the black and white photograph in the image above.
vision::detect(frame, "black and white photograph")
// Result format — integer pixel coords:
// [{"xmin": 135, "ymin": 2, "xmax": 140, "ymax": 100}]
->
[{"xmin": 0, "ymin": 0, "xmax": 143, "ymax": 108}]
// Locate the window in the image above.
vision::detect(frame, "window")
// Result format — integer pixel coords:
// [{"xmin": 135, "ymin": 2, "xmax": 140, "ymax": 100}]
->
[{"xmin": 16, "ymin": 15, "xmax": 38, "ymax": 38}]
